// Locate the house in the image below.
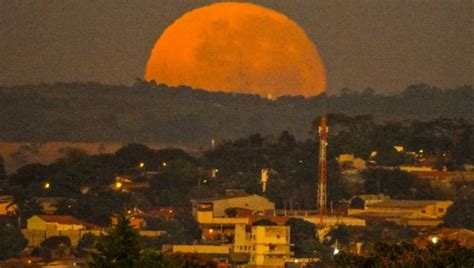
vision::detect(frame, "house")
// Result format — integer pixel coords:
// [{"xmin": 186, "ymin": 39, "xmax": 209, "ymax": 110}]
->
[
  {"xmin": 27, "ymin": 215, "xmax": 90, "ymax": 231},
  {"xmin": 348, "ymin": 198, "xmax": 454, "ymax": 227},
  {"xmin": 192, "ymin": 189, "xmax": 275, "ymax": 217},
  {"xmin": 24, "ymin": 215, "xmax": 101, "ymax": 247},
  {"xmin": 336, "ymin": 154, "xmax": 366, "ymax": 174}
]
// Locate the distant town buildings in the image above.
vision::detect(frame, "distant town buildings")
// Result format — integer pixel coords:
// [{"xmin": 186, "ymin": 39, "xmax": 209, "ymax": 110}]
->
[{"xmin": 348, "ymin": 196, "xmax": 453, "ymax": 227}]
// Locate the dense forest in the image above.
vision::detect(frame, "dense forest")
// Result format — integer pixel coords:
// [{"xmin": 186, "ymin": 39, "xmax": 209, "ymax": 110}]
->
[{"xmin": 0, "ymin": 82, "xmax": 472, "ymax": 147}]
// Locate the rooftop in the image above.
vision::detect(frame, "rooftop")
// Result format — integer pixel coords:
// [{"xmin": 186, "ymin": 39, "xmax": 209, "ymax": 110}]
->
[
  {"xmin": 35, "ymin": 215, "xmax": 91, "ymax": 226},
  {"xmin": 367, "ymin": 200, "xmax": 439, "ymax": 209}
]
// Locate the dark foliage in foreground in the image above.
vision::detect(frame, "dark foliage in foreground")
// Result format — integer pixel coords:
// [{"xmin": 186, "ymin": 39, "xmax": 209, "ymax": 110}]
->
[{"xmin": 334, "ymin": 240, "xmax": 474, "ymax": 267}]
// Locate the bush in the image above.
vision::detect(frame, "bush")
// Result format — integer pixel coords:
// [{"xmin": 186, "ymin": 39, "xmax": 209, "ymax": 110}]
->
[{"xmin": 40, "ymin": 236, "xmax": 71, "ymax": 249}]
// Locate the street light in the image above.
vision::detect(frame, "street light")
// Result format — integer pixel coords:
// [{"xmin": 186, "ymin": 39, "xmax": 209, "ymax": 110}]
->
[
  {"xmin": 43, "ymin": 182, "xmax": 50, "ymax": 190},
  {"xmin": 431, "ymin": 236, "xmax": 439, "ymax": 244},
  {"xmin": 115, "ymin": 181, "xmax": 122, "ymax": 190},
  {"xmin": 162, "ymin": 162, "xmax": 167, "ymax": 167},
  {"xmin": 139, "ymin": 162, "xmax": 145, "ymax": 168}
]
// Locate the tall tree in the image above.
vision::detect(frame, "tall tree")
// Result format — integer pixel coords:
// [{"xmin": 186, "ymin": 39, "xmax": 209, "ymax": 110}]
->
[
  {"xmin": 0, "ymin": 223, "xmax": 28, "ymax": 260},
  {"xmin": 0, "ymin": 155, "xmax": 5, "ymax": 181},
  {"xmin": 443, "ymin": 197, "xmax": 474, "ymax": 230},
  {"xmin": 90, "ymin": 214, "xmax": 141, "ymax": 268}
]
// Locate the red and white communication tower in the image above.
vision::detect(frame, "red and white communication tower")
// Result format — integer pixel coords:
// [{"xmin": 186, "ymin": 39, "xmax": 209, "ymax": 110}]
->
[{"xmin": 317, "ymin": 113, "xmax": 328, "ymax": 226}]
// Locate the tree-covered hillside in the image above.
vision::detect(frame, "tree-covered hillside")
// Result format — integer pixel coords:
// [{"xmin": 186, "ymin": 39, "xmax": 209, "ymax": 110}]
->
[{"xmin": 0, "ymin": 82, "xmax": 471, "ymax": 147}]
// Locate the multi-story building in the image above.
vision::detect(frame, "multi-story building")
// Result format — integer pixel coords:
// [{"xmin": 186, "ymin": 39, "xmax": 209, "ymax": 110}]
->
[
  {"xmin": 192, "ymin": 190, "xmax": 275, "ymax": 242},
  {"xmin": 192, "ymin": 189, "xmax": 275, "ymax": 217},
  {"xmin": 172, "ymin": 220, "xmax": 293, "ymax": 267},
  {"xmin": 234, "ymin": 222, "xmax": 293, "ymax": 267}
]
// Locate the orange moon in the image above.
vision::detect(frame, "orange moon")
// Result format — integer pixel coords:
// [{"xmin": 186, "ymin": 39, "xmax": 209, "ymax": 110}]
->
[{"xmin": 145, "ymin": 2, "xmax": 326, "ymax": 97}]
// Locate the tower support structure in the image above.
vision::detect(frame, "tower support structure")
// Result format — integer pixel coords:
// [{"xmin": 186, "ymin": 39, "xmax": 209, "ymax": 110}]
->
[{"xmin": 318, "ymin": 114, "xmax": 328, "ymax": 225}]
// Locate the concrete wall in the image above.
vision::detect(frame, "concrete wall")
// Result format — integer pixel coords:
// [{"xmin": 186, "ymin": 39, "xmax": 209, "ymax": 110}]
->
[
  {"xmin": 173, "ymin": 245, "xmax": 230, "ymax": 254},
  {"xmin": 22, "ymin": 229, "xmax": 105, "ymax": 247}
]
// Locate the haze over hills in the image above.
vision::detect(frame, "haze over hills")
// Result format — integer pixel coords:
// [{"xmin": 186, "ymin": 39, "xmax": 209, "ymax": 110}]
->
[{"xmin": 0, "ymin": 82, "xmax": 472, "ymax": 148}]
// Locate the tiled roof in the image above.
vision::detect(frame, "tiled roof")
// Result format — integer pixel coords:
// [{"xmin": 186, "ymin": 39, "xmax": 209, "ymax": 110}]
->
[{"xmin": 36, "ymin": 215, "xmax": 88, "ymax": 226}]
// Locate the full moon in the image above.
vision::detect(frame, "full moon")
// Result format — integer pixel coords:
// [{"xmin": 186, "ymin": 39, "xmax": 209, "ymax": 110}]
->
[{"xmin": 145, "ymin": 2, "xmax": 326, "ymax": 97}]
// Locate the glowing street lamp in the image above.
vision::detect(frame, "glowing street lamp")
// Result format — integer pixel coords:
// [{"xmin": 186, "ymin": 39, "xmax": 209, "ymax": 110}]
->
[
  {"xmin": 139, "ymin": 162, "xmax": 145, "ymax": 168},
  {"xmin": 162, "ymin": 162, "xmax": 167, "ymax": 167},
  {"xmin": 333, "ymin": 240, "xmax": 340, "ymax": 255},
  {"xmin": 43, "ymin": 182, "xmax": 50, "ymax": 190},
  {"xmin": 115, "ymin": 181, "xmax": 122, "ymax": 190},
  {"xmin": 431, "ymin": 236, "xmax": 439, "ymax": 244}
]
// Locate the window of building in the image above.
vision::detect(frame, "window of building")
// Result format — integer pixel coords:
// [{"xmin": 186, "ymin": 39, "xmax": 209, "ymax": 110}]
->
[{"xmin": 438, "ymin": 208, "xmax": 444, "ymax": 213}]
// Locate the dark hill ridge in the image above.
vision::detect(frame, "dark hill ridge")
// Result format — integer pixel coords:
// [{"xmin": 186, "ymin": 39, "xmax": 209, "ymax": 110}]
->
[{"xmin": 0, "ymin": 82, "xmax": 472, "ymax": 147}]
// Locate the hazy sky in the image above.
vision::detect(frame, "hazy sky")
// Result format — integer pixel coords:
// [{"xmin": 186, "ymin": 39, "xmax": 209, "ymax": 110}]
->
[{"xmin": 1, "ymin": 0, "xmax": 472, "ymax": 94}]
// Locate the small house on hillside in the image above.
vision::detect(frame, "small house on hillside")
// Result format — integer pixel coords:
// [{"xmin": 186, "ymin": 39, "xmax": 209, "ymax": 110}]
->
[{"xmin": 27, "ymin": 215, "xmax": 93, "ymax": 231}]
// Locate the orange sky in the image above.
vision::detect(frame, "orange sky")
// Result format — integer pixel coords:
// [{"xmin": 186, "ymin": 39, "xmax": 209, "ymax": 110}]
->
[{"xmin": 145, "ymin": 2, "xmax": 326, "ymax": 97}]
